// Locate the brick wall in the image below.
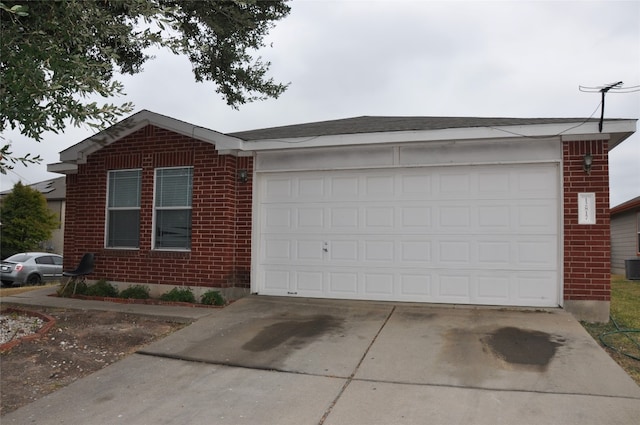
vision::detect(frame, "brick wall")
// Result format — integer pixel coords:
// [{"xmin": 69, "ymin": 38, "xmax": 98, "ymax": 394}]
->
[
  {"xmin": 63, "ymin": 125, "xmax": 253, "ymax": 289},
  {"xmin": 563, "ymin": 139, "xmax": 610, "ymax": 301}
]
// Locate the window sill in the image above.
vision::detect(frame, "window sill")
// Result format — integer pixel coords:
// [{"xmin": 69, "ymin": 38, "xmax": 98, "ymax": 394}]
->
[{"xmin": 149, "ymin": 250, "xmax": 191, "ymax": 258}]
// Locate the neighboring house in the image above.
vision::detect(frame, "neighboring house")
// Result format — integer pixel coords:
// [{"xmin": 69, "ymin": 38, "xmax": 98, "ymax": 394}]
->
[
  {"xmin": 610, "ymin": 196, "xmax": 640, "ymax": 276},
  {"xmin": 0, "ymin": 177, "xmax": 66, "ymax": 255},
  {"xmin": 48, "ymin": 110, "xmax": 637, "ymax": 322}
]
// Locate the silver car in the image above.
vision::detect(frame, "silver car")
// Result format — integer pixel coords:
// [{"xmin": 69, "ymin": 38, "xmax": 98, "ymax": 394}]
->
[{"xmin": 1, "ymin": 252, "xmax": 63, "ymax": 287}]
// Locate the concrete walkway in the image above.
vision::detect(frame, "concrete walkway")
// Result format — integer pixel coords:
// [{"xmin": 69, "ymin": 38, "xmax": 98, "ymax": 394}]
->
[{"xmin": 2, "ymin": 291, "xmax": 639, "ymax": 424}]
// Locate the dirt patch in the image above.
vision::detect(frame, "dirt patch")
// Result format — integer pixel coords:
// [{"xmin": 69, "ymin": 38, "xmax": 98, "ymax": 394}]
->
[{"xmin": 0, "ymin": 306, "xmax": 188, "ymax": 416}]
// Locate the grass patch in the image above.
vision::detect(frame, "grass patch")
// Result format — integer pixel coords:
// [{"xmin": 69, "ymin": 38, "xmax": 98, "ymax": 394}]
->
[
  {"xmin": 582, "ymin": 275, "xmax": 640, "ymax": 386},
  {"xmin": 610, "ymin": 275, "xmax": 640, "ymax": 329}
]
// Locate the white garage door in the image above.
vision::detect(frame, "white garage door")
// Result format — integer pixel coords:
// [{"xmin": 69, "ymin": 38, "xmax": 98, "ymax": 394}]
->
[{"xmin": 256, "ymin": 164, "xmax": 559, "ymax": 307}]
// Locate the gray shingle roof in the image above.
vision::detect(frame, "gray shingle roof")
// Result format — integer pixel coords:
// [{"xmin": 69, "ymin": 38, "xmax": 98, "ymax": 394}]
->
[
  {"xmin": 0, "ymin": 177, "xmax": 66, "ymax": 200},
  {"xmin": 228, "ymin": 116, "xmax": 604, "ymax": 141}
]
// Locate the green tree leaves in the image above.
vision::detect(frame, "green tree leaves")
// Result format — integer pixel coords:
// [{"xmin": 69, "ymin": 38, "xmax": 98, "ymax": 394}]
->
[
  {"xmin": 0, "ymin": 0, "xmax": 290, "ymax": 170},
  {"xmin": 0, "ymin": 182, "xmax": 60, "ymax": 257}
]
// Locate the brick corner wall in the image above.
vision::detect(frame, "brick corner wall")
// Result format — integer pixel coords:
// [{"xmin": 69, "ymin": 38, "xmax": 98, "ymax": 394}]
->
[{"xmin": 563, "ymin": 139, "xmax": 610, "ymax": 302}]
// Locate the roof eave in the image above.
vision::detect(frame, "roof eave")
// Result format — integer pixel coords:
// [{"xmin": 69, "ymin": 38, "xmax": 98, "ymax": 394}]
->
[
  {"xmin": 611, "ymin": 196, "xmax": 640, "ymax": 215},
  {"xmin": 240, "ymin": 120, "xmax": 637, "ymax": 151}
]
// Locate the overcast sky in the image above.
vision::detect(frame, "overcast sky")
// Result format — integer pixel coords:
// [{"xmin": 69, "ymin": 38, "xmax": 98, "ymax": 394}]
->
[{"xmin": 2, "ymin": 0, "xmax": 639, "ymax": 206}]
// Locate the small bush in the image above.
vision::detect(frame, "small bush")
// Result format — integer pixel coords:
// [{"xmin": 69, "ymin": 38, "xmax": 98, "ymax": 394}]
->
[
  {"xmin": 57, "ymin": 280, "xmax": 88, "ymax": 297},
  {"xmin": 201, "ymin": 290, "xmax": 225, "ymax": 306},
  {"xmin": 119, "ymin": 285, "xmax": 150, "ymax": 299},
  {"xmin": 85, "ymin": 279, "xmax": 118, "ymax": 297},
  {"xmin": 160, "ymin": 287, "xmax": 196, "ymax": 303}
]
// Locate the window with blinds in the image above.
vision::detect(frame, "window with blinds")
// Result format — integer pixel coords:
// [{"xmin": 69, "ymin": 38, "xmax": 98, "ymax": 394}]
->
[
  {"xmin": 154, "ymin": 167, "xmax": 193, "ymax": 249},
  {"xmin": 106, "ymin": 169, "xmax": 141, "ymax": 248}
]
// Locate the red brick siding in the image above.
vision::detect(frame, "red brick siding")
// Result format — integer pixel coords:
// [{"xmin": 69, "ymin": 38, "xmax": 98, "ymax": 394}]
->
[
  {"xmin": 63, "ymin": 125, "xmax": 253, "ymax": 289},
  {"xmin": 563, "ymin": 139, "xmax": 610, "ymax": 301}
]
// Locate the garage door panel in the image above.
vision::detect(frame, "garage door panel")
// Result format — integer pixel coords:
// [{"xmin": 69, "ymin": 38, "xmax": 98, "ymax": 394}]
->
[
  {"xmin": 400, "ymin": 241, "xmax": 432, "ymax": 262},
  {"xmin": 329, "ymin": 240, "xmax": 359, "ymax": 262},
  {"xmin": 296, "ymin": 271, "xmax": 324, "ymax": 292},
  {"xmin": 330, "ymin": 207, "xmax": 359, "ymax": 229},
  {"xmin": 364, "ymin": 175, "xmax": 395, "ymax": 197},
  {"xmin": 257, "ymin": 164, "xmax": 559, "ymax": 306},
  {"xmin": 264, "ymin": 178, "xmax": 293, "ymax": 201},
  {"xmin": 515, "ymin": 273, "xmax": 557, "ymax": 305},
  {"xmin": 264, "ymin": 239, "xmax": 291, "ymax": 260},
  {"xmin": 438, "ymin": 241, "xmax": 471, "ymax": 265},
  {"xmin": 297, "ymin": 207, "xmax": 324, "ymax": 228},
  {"xmin": 516, "ymin": 239, "xmax": 557, "ymax": 267},
  {"xmin": 477, "ymin": 273, "xmax": 511, "ymax": 302},
  {"xmin": 263, "ymin": 270, "xmax": 290, "ymax": 292},
  {"xmin": 330, "ymin": 176, "xmax": 359, "ymax": 199},
  {"xmin": 401, "ymin": 174, "xmax": 432, "ymax": 197},
  {"xmin": 438, "ymin": 172, "xmax": 471, "ymax": 197},
  {"xmin": 477, "ymin": 241, "xmax": 512, "ymax": 266},
  {"xmin": 478, "ymin": 204, "xmax": 511, "ymax": 228},
  {"xmin": 477, "ymin": 171, "xmax": 511, "ymax": 195},
  {"xmin": 401, "ymin": 206, "xmax": 432, "ymax": 228},
  {"xmin": 264, "ymin": 206, "xmax": 292, "ymax": 229},
  {"xmin": 364, "ymin": 207, "xmax": 395, "ymax": 227},
  {"xmin": 364, "ymin": 273, "xmax": 394, "ymax": 295},
  {"xmin": 329, "ymin": 272, "xmax": 359, "ymax": 294},
  {"xmin": 298, "ymin": 177, "xmax": 325, "ymax": 199},
  {"xmin": 517, "ymin": 169, "xmax": 557, "ymax": 196},
  {"xmin": 297, "ymin": 240, "xmax": 324, "ymax": 261},
  {"xmin": 438, "ymin": 275, "xmax": 471, "ymax": 299},
  {"xmin": 399, "ymin": 273, "xmax": 432, "ymax": 297},
  {"xmin": 517, "ymin": 201, "xmax": 557, "ymax": 230}
]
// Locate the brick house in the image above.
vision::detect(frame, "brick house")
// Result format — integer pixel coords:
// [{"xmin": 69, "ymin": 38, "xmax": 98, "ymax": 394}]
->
[{"xmin": 49, "ymin": 110, "xmax": 636, "ymax": 321}]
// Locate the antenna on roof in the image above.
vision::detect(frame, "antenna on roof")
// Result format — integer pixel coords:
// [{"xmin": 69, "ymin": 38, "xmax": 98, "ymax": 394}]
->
[{"xmin": 578, "ymin": 81, "xmax": 640, "ymax": 132}]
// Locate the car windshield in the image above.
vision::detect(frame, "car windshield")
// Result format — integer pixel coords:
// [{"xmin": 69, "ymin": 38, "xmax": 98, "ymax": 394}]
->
[{"xmin": 4, "ymin": 254, "xmax": 32, "ymax": 262}]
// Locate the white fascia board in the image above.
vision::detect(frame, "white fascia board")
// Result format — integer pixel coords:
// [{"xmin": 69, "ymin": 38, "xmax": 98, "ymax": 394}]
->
[
  {"xmin": 241, "ymin": 120, "xmax": 637, "ymax": 151},
  {"xmin": 47, "ymin": 162, "xmax": 78, "ymax": 174},
  {"xmin": 59, "ymin": 110, "xmax": 244, "ymax": 164}
]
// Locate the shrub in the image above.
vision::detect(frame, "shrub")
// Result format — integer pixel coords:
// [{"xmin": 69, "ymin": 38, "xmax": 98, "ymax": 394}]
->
[
  {"xmin": 57, "ymin": 280, "xmax": 88, "ymax": 297},
  {"xmin": 201, "ymin": 290, "xmax": 225, "ymax": 306},
  {"xmin": 85, "ymin": 279, "xmax": 118, "ymax": 297},
  {"xmin": 160, "ymin": 287, "xmax": 196, "ymax": 303},
  {"xmin": 119, "ymin": 285, "xmax": 150, "ymax": 299}
]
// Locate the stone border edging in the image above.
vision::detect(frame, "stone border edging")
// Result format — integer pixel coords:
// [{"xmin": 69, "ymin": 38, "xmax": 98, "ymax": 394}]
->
[{"xmin": 0, "ymin": 308, "xmax": 57, "ymax": 353}]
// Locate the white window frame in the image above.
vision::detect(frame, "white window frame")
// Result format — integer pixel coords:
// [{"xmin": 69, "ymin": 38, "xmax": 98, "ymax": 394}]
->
[
  {"xmin": 152, "ymin": 166, "xmax": 193, "ymax": 251},
  {"xmin": 105, "ymin": 169, "xmax": 142, "ymax": 249}
]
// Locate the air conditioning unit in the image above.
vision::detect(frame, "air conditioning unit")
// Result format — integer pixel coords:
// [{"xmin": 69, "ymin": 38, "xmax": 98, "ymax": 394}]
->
[{"xmin": 625, "ymin": 258, "xmax": 640, "ymax": 280}]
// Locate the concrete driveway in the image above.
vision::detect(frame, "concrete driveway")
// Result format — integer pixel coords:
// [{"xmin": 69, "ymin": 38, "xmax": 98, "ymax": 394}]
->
[{"xmin": 3, "ymin": 296, "xmax": 639, "ymax": 424}]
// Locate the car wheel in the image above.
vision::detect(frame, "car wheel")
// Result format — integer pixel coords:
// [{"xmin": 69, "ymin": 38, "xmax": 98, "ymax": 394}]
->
[{"xmin": 26, "ymin": 274, "xmax": 42, "ymax": 286}]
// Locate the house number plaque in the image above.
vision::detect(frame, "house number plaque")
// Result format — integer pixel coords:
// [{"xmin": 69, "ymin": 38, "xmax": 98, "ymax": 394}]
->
[{"xmin": 578, "ymin": 193, "xmax": 596, "ymax": 224}]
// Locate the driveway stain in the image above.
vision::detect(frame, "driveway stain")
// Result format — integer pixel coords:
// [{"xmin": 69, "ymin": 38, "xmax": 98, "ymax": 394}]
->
[
  {"xmin": 481, "ymin": 326, "xmax": 564, "ymax": 367},
  {"xmin": 242, "ymin": 314, "xmax": 343, "ymax": 352},
  {"xmin": 439, "ymin": 325, "xmax": 566, "ymax": 386}
]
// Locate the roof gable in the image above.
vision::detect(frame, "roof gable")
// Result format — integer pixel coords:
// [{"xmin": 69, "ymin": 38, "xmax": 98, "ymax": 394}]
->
[{"xmin": 58, "ymin": 110, "xmax": 243, "ymax": 165}]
